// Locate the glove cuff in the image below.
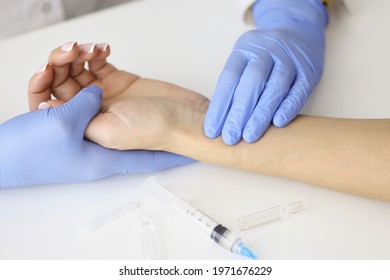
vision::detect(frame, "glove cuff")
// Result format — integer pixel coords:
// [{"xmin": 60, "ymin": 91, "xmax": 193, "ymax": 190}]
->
[{"xmin": 252, "ymin": 0, "xmax": 328, "ymax": 31}]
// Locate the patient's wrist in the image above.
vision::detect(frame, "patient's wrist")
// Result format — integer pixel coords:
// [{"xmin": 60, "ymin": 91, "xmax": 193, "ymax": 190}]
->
[{"xmin": 167, "ymin": 99, "xmax": 208, "ymax": 154}]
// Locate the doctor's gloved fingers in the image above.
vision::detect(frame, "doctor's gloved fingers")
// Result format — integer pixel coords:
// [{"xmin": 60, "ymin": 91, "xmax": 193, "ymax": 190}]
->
[
  {"xmin": 242, "ymin": 61, "xmax": 296, "ymax": 142},
  {"xmin": 221, "ymin": 53, "xmax": 273, "ymax": 145},
  {"xmin": 273, "ymin": 80, "xmax": 313, "ymax": 127},
  {"xmin": 28, "ymin": 63, "xmax": 54, "ymax": 111},
  {"xmin": 52, "ymin": 85, "xmax": 103, "ymax": 132},
  {"xmin": 241, "ymin": 92, "xmax": 286, "ymax": 142},
  {"xmin": 84, "ymin": 111, "xmax": 115, "ymax": 149},
  {"xmin": 88, "ymin": 43, "xmax": 118, "ymax": 79},
  {"xmin": 204, "ymin": 51, "xmax": 249, "ymax": 139}
]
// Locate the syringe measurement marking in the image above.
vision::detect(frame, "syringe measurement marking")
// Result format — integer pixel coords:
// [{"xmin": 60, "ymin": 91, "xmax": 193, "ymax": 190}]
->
[{"xmin": 186, "ymin": 209, "xmax": 216, "ymax": 229}]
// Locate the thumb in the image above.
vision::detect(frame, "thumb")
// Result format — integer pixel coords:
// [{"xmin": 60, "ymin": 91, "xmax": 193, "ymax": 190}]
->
[{"xmin": 50, "ymin": 85, "xmax": 103, "ymax": 130}]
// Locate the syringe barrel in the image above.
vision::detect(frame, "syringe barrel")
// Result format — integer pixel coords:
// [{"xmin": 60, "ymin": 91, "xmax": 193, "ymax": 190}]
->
[{"xmin": 143, "ymin": 177, "xmax": 218, "ymax": 234}]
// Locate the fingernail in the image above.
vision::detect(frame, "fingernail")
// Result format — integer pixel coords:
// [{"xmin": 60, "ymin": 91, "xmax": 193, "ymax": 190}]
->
[
  {"xmin": 61, "ymin": 41, "xmax": 76, "ymax": 52},
  {"xmin": 79, "ymin": 43, "xmax": 96, "ymax": 54},
  {"xmin": 36, "ymin": 63, "xmax": 47, "ymax": 74},
  {"xmin": 97, "ymin": 43, "xmax": 109, "ymax": 52},
  {"xmin": 38, "ymin": 102, "xmax": 51, "ymax": 110}
]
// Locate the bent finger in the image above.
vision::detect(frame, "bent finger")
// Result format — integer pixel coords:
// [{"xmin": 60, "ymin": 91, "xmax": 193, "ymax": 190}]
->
[
  {"xmin": 88, "ymin": 43, "xmax": 117, "ymax": 79},
  {"xmin": 69, "ymin": 43, "xmax": 99, "ymax": 87},
  {"xmin": 48, "ymin": 41, "xmax": 82, "ymax": 102},
  {"xmin": 28, "ymin": 63, "xmax": 54, "ymax": 111}
]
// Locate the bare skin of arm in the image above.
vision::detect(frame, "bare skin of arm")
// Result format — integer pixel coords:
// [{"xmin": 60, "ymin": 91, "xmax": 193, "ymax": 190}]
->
[
  {"xmin": 90, "ymin": 78, "xmax": 390, "ymax": 201},
  {"xmin": 29, "ymin": 42, "xmax": 390, "ymax": 201},
  {"xmin": 172, "ymin": 107, "xmax": 390, "ymax": 201}
]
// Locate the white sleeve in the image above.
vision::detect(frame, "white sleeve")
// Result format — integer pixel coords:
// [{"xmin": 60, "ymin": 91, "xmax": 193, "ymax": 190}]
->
[
  {"xmin": 0, "ymin": 0, "xmax": 65, "ymax": 40},
  {"xmin": 237, "ymin": 0, "xmax": 257, "ymax": 25},
  {"xmin": 62, "ymin": 0, "xmax": 133, "ymax": 19}
]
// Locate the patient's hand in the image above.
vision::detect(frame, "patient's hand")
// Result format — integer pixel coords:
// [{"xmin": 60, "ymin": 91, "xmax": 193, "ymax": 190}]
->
[
  {"xmin": 88, "ymin": 77, "xmax": 209, "ymax": 151},
  {"xmin": 28, "ymin": 41, "xmax": 136, "ymax": 109},
  {"xmin": 29, "ymin": 42, "xmax": 209, "ymax": 151}
]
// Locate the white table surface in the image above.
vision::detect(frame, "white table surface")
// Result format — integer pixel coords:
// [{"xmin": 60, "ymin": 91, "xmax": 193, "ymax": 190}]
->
[{"xmin": 0, "ymin": 0, "xmax": 389, "ymax": 260}]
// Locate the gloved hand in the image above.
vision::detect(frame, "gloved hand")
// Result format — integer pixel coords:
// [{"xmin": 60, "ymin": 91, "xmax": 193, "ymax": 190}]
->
[
  {"xmin": 0, "ymin": 86, "xmax": 194, "ymax": 188},
  {"xmin": 204, "ymin": 0, "xmax": 328, "ymax": 145}
]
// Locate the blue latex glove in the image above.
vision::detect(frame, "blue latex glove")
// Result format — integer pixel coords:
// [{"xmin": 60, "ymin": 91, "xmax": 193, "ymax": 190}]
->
[
  {"xmin": 204, "ymin": 0, "xmax": 328, "ymax": 145},
  {"xmin": 0, "ymin": 86, "xmax": 194, "ymax": 188}
]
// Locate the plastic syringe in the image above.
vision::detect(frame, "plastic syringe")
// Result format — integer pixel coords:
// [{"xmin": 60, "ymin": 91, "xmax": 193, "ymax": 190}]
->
[{"xmin": 142, "ymin": 177, "xmax": 258, "ymax": 260}]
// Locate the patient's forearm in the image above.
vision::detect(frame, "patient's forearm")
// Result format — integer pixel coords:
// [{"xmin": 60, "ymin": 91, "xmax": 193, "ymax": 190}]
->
[{"xmin": 170, "ymin": 112, "xmax": 390, "ymax": 201}]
